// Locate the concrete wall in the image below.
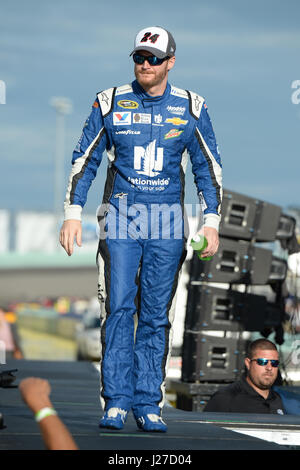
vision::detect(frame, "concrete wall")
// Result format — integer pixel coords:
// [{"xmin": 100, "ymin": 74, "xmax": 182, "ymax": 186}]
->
[{"xmin": 0, "ymin": 266, "xmax": 98, "ymax": 307}]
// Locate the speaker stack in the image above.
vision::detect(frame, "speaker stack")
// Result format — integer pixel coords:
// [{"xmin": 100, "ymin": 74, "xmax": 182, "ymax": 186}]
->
[{"xmin": 173, "ymin": 189, "xmax": 297, "ymax": 411}]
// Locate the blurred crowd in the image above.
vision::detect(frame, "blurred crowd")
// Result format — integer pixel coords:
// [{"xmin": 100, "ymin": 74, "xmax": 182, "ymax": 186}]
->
[{"xmin": 8, "ymin": 295, "xmax": 97, "ymax": 316}]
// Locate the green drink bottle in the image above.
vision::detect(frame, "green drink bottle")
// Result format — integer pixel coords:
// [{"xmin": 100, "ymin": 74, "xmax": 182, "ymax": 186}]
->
[{"xmin": 190, "ymin": 234, "xmax": 212, "ymax": 261}]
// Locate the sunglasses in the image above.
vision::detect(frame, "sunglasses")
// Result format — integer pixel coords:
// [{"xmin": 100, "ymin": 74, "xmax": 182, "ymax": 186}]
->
[
  {"xmin": 250, "ymin": 358, "xmax": 280, "ymax": 367},
  {"xmin": 133, "ymin": 53, "xmax": 169, "ymax": 66}
]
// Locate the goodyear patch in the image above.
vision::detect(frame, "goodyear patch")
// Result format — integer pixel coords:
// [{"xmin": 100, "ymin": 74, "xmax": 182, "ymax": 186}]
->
[
  {"xmin": 165, "ymin": 117, "xmax": 188, "ymax": 126},
  {"xmin": 118, "ymin": 99, "xmax": 139, "ymax": 109},
  {"xmin": 93, "ymin": 100, "xmax": 99, "ymax": 108},
  {"xmin": 164, "ymin": 129, "xmax": 183, "ymax": 140}
]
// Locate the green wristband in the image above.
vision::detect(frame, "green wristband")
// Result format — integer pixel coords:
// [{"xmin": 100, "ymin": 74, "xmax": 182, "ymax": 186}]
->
[{"xmin": 35, "ymin": 407, "xmax": 57, "ymax": 422}]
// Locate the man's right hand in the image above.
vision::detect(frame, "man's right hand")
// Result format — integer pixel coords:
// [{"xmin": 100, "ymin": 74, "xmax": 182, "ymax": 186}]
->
[{"xmin": 59, "ymin": 220, "xmax": 82, "ymax": 256}]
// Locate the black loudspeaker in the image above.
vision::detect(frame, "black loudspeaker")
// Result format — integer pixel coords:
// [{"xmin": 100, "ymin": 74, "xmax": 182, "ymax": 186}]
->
[
  {"xmin": 220, "ymin": 189, "xmax": 296, "ymax": 242},
  {"xmin": 171, "ymin": 382, "xmax": 225, "ymax": 412},
  {"xmin": 190, "ymin": 238, "xmax": 287, "ymax": 285},
  {"xmin": 185, "ymin": 285, "xmax": 282, "ymax": 332},
  {"xmin": 181, "ymin": 333, "xmax": 248, "ymax": 382}
]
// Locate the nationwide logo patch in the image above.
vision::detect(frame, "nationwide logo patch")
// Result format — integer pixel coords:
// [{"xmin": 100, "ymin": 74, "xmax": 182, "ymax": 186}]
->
[
  {"xmin": 134, "ymin": 140, "xmax": 163, "ymax": 177},
  {"xmin": 117, "ymin": 99, "xmax": 139, "ymax": 109},
  {"xmin": 164, "ymin": 129, "xmax": 183, "ymax": 140},
  {"xmin": 113, "ymin": 112, "xmax": 131, "ymax": 125},
  {"xmin": 165, "ymin": 117, "xmax": 188, "ymax": 125}
]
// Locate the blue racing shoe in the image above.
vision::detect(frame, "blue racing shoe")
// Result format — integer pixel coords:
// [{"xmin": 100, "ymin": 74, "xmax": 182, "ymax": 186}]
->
[
  {"xmin": 136, "ymin": 413, "xmax": 167, "ymax": 432},
  {"xmin": 99, "ymin": 407, "xmax": 128, "ymax": 430}
]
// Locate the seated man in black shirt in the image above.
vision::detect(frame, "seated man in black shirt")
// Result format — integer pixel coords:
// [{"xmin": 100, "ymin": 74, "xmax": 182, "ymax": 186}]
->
[{"xmin": 204, "ymin": 338, "xmax": 285, "ymax": 414}]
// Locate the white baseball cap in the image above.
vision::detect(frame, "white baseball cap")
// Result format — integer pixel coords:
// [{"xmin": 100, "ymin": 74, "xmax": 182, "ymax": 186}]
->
[{"xmin": 130, "ymin": 26, "xmax": 176, "ymax": 59}]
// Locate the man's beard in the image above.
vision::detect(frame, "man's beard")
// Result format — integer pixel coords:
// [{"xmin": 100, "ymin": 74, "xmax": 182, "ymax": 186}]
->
[
  {"xmin": 135, "ymin": 65, "xmax": 168, "ymax": 89},
  {"xmin": 249, "ymin": 371, "xmax": 275, "ymax": 390}
]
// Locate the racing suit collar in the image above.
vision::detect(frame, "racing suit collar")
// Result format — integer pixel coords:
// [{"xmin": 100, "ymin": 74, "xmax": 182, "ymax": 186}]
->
[{"xmin": 132, "ymin": 79, "xmax": 171, "ymax": 107}]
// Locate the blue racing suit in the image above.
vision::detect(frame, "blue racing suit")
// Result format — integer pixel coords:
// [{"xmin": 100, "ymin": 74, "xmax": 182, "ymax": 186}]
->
[{"xmin": 64, "ymin": 79, "xmax": 222, "ymax": 418}]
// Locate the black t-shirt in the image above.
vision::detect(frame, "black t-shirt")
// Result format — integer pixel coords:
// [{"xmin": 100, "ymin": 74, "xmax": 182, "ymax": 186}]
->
[{"xmin": 203, "ymin": 375, "xmax": 285, "ymax": 414}]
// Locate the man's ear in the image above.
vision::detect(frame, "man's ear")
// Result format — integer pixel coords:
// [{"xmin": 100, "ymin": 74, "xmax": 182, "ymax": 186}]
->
[
  {"xmin": 167, "ymin": 56, "xmax": 176, "ymax": 71},
  {"xmin": 244, "ymin": 357, "xmax": 250, "ymax": 371}
]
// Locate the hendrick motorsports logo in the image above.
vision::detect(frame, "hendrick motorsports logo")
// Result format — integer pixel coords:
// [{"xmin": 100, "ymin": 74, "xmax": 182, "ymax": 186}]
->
[
  {"xmin": 0, "ymin": 80, "xmax": 6, "ymax": 104},
  {"xmin": 167, "ymin": 105, "xmax": 185, "ymax": 116}
]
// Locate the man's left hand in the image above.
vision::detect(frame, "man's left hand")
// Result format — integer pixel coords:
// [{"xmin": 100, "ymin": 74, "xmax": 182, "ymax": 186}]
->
[{"xmin": 199, "ymin": 227, "xmax": 219, "ymax": 258}]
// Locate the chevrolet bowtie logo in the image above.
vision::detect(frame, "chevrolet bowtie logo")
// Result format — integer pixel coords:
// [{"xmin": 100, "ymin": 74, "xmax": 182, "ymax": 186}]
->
[{"xmin": 165, "ymin": 117, "xmax": 188, "ymax": 125}]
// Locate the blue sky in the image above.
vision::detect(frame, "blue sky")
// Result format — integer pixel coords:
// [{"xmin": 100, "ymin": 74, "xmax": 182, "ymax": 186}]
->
[{"xmin": 1, "ymin": 0, "xmax": 300, "ymax": 215}]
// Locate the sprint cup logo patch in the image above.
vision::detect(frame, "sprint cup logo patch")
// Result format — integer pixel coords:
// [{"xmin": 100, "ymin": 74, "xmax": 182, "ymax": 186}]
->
[
  {"xmin": 164, "ymin": 129, "xmax": 183, "ymax": 140},
  {"xmin": 117, "ymin": 100, "xmax": 139, "ymax": 109}
]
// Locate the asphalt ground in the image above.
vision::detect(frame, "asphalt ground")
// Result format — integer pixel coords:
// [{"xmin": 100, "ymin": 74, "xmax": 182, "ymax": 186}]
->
[{"xmin": 0, "ymin": 359, "xmax": 290, "ymax": 453}]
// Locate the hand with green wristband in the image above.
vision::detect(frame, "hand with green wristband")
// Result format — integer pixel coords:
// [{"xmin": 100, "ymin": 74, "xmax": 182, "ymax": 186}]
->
[{"xmin": 19, "ymin": 377, "xmax": 78, "ymax": 450}]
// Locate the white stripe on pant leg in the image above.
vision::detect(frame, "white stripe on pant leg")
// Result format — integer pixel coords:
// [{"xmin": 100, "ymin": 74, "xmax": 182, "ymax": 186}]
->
[
  {"xmin": 97, "ymin": 250, "xmax": 108, "ymax": 411},
  {"xmin": 158, "ymin": 287, "xmax": 179, "ymax": 411}
]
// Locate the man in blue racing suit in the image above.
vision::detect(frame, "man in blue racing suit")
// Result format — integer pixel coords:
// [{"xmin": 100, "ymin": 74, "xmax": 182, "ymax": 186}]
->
[{"xmin": 60, "ymin": 26, "xmax": 222, "ymax": 432}]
